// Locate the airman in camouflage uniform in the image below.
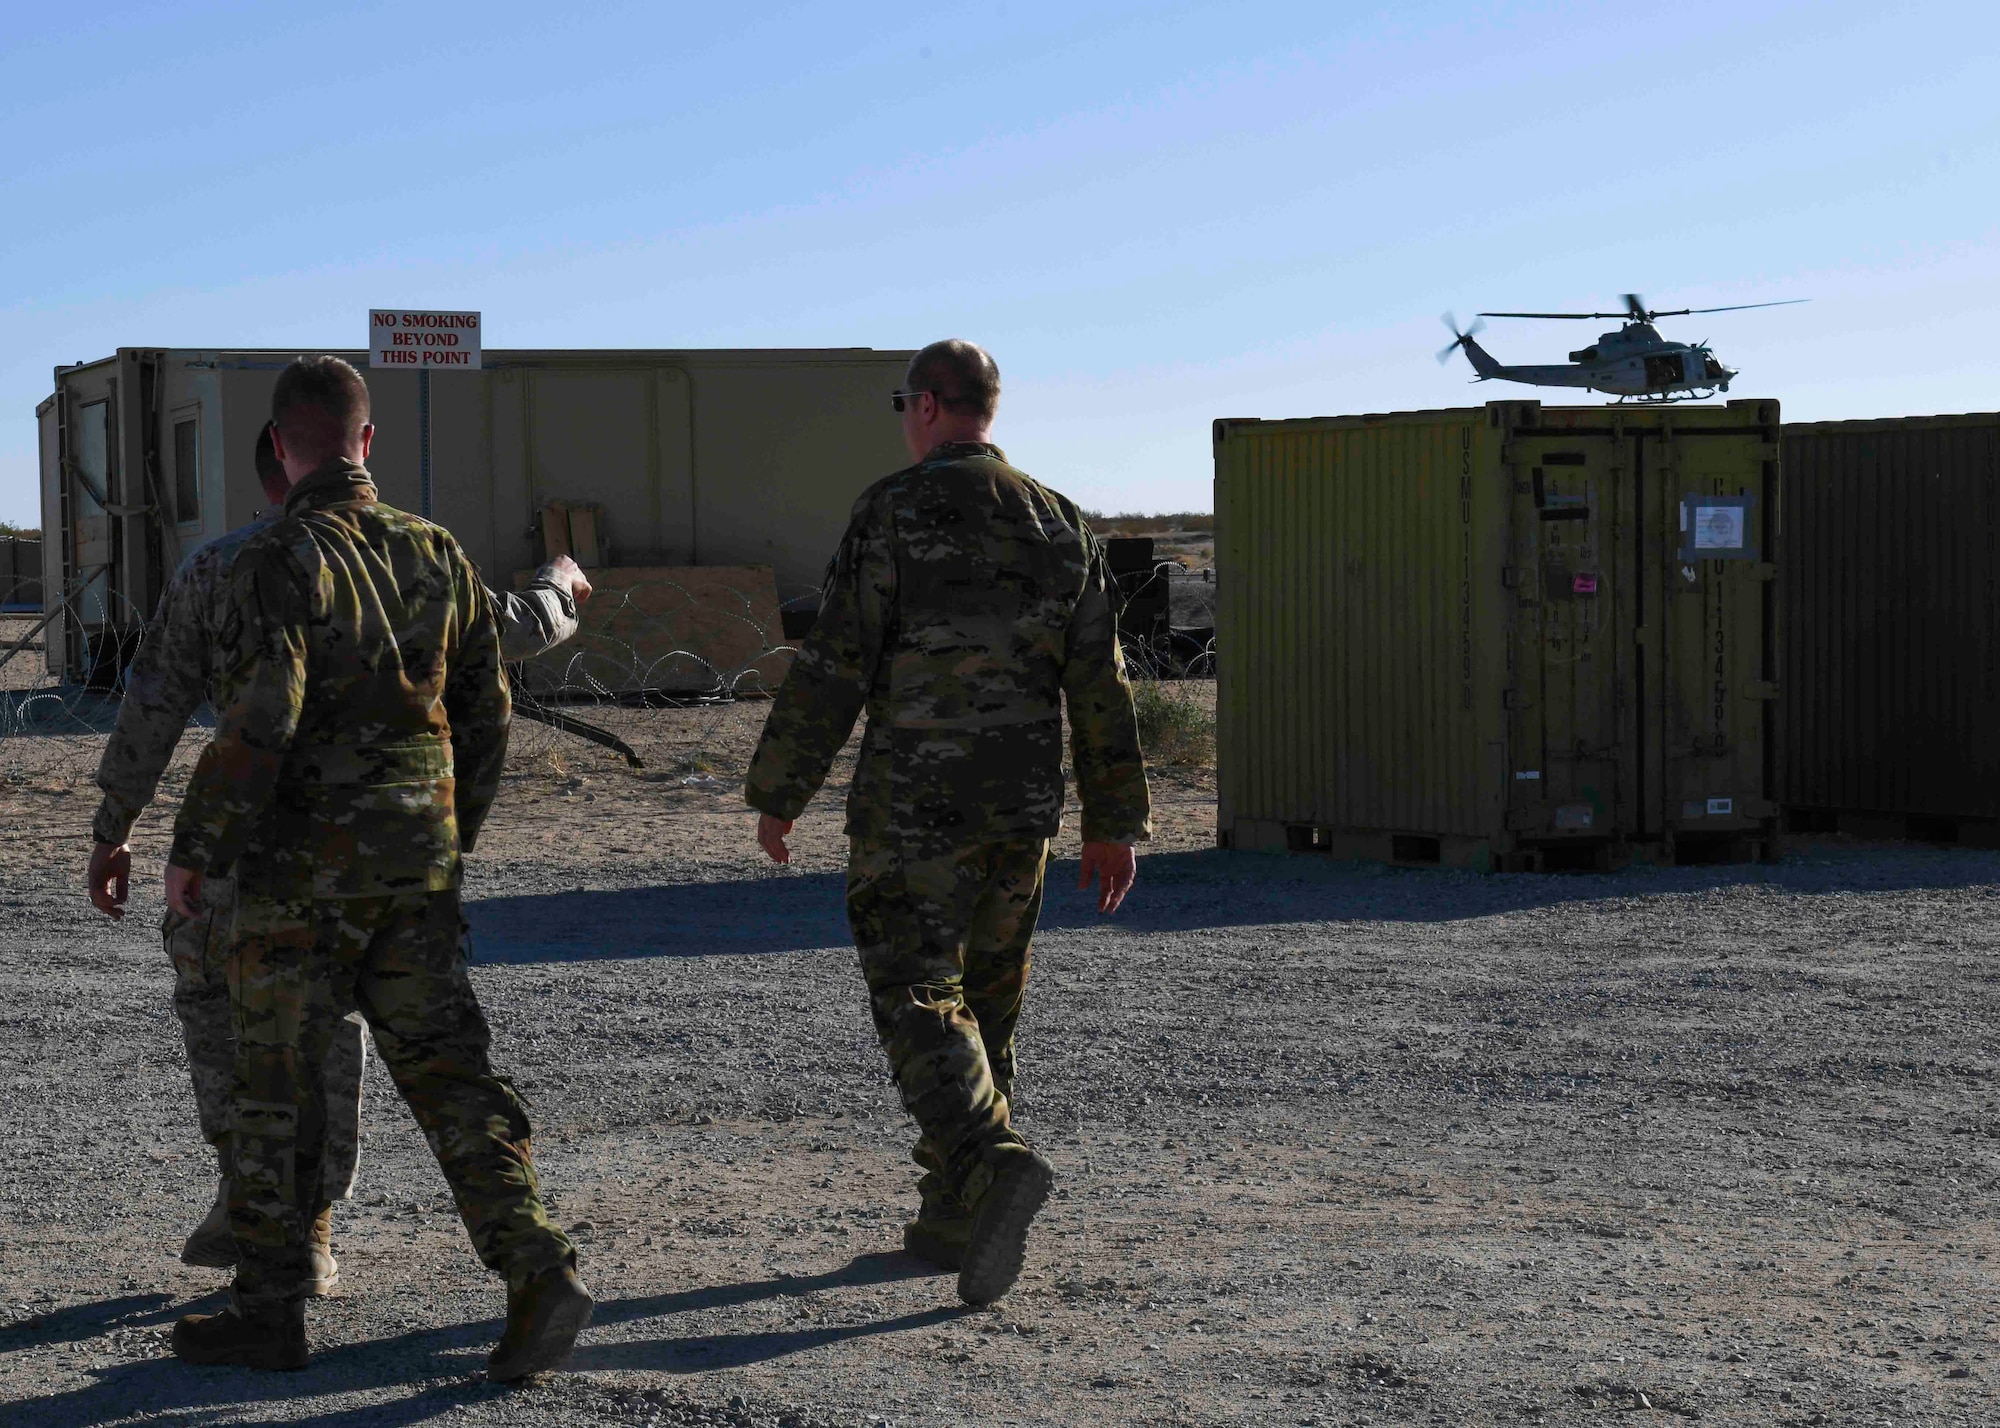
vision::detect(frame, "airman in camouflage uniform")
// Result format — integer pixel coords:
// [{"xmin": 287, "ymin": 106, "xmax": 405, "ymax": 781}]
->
[
  {"xmin": 155, "ymin": 359, "xmax": 587, "ymax": 1378},
  {"xmin": 746, "ymin": 339, "xmax": 1150, "ymax": 1307},
  {"xmin": 87, "ymin": 423, "xmax": 590, "ymax": 1289}
]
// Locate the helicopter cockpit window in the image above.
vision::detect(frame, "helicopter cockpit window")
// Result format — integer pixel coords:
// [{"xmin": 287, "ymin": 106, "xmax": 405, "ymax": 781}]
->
[{"xmin": 1703, "ymin": 356, "xmax": 1727, "ymax": 380}]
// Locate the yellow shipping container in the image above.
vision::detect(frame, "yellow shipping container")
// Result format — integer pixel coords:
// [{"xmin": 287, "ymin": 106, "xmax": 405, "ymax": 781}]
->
[{"xmin": 1214, "ymin": 398, "xmax": 1780, "ymax": 871}]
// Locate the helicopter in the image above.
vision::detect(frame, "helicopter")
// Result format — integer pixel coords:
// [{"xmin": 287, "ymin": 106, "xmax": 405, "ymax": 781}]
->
[{"xmin": 1437, "ymin": 293, "xmax": 1806, "ymax": 402}]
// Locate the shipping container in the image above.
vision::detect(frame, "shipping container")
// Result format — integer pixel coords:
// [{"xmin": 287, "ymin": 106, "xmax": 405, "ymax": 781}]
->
[
  {"xmin": 36, "ymin": 346, "xmax": 913, "ymax": 684},
  {"xmin": 0, "ymin": 538, "xmax": 41, "ymax": 611},
  {"xmin": 1215, "ymin": 398, "xmax": 1781, "ymax": 871},
  {"xmin": 1780, "ymin": 412, "xmax": 2000, "ymax": 838}
]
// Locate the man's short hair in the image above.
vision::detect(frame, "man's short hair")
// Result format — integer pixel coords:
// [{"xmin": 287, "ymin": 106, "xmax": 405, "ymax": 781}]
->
[
  {"xmin": 271, "ymin": 356, "xmax": 371, "ymax": 464},
  {"xmin": 906, "ymin": 339, "xmax": 1000, "ymax": 423}
]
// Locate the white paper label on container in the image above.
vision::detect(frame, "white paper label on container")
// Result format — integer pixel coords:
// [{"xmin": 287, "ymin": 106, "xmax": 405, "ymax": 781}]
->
[
  {"xmin": 1514, "ymin": 770, "xmax": 1541, "ymax": 780},
  {"xmin": 1706, "ymin": 797, "xmax": 1734, "ymax": 816},
  {"xmin": 1692, "ymin": 506, "xmax": 1745, "ymax": 550},
  {"xmin": 369, "ymin": 309, "xmax": 482, "ymax": 369}
]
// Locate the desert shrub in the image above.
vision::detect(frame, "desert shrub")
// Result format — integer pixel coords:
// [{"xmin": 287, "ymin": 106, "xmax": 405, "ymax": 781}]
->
[
  {"xmin": 1131, "ymin": 679, "xmax": 1215, "ymax": 767},
  {"xmin": 1080, "ymin": 510, "xmax": 1213, "ymax": 538}
]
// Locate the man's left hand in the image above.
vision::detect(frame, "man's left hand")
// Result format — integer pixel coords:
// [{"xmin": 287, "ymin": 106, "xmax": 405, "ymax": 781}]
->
[
  {"xmin": 757, "ymin": 813, "xmax": 795, "ymax": 865},
  {"xmin": 164, "ymin": 863, "xmax": 205, "ymax": 919},
  {"xmin": 548, "ymin": 553, "xmax": 593, "ymax": 606},
  {"xmin": 1078, "ymin": 841, "xmax": 1138, "ymax": 914}
]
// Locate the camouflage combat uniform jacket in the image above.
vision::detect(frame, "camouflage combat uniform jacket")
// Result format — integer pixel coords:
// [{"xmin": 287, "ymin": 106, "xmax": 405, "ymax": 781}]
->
[
  {"xmin": 167, "ymin": 459, "xmax": 509, "ymax": 900},
  {"xmin": 744, "ymin": 441, "xmax": 1151, "ymax": 852},
  {"xmin": 94, "ymin": 530, "xmax": 573, "ymax": 849}
]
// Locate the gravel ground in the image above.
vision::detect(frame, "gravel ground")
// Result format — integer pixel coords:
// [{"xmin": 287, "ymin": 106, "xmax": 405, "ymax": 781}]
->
[{"xmin": 2, "ymin": 697, "xmax": 1998, "ymax": 1426}]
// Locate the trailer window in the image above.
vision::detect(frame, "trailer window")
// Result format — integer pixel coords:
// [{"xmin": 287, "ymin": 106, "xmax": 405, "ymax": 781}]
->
[{"xmin": 173, "ymin": 416, "xmax": 200, "ymax": 526}]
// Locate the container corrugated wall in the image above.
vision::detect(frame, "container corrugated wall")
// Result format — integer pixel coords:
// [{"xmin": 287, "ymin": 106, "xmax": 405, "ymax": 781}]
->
[
  {"xmin": 1781, "ymin": 413, "xmax": 2000, "ymax": 826},
  {"xmin": 1218, "ymin": 399, "xmax": 1780, "ymax": 870},
  {"xmin": 1216, "ymin": 409, "xmax": 1507, "ymax": 863}
]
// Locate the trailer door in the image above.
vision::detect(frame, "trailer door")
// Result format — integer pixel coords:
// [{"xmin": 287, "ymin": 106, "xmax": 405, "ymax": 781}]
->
[{"xmin": 52, "ymin": 362, "xmax": 127, "ymax": 680}]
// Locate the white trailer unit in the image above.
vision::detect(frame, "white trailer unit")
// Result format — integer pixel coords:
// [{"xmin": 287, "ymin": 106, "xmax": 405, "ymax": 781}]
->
[{"xmin": 37, "ymin": 346, "xmax": 914, "ymax": 682}]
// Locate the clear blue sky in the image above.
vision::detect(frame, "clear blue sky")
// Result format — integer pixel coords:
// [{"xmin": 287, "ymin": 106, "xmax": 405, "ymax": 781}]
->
[{"xmin": 5, "ymin": 1, "xmax": 1998, "ymax": 527}]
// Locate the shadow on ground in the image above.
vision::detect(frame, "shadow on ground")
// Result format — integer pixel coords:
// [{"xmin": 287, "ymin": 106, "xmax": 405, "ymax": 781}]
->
[
  {"xmin": 7, "ymin": 1253, "xmax": 949, "ymax": 1427},
  {"xmin": 465, "ymin": 844, "xmax": 2000, "ymax": 962}
]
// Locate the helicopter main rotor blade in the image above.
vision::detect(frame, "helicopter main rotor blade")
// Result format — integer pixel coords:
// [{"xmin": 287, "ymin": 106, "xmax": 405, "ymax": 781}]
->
[
  {"xmin": 1476, "ymin": 310, "xmax": 1621, "ymax": 320},
  {"xmin": 1623, "ymin": 293, "xmax": 1647, "ymax": 320},
  {"xmin": 1654, "ymin": 299, "xmax": 1811, "ymax": 317}
]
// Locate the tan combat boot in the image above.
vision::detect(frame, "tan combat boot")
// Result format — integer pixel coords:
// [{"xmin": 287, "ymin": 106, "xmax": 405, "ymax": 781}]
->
[
  {"xmin": 958, "ymin": 1144, "xmax": 1055, "ymax": 1307},
  {"xmin": 182, "ymin": 1190, "xmax": 337, "ymax": 1298},
  {"xmin": 180, "ymin": 1178, "xmax": 236, "ymax": 1269},
  {"xmin": 172, "ymin": 1292, "xmax": 308, "ymax": 1371},
  {"xmin": 306, "ymin": 1206, "xmax": 339, "ymax": 1297},
  {"xmin": 487, "ymin": 1263, "xmax": 594, "ymax": 1382},
  {"xmin": 901, "ymin": 1169, "xmax": 971, "ymax": 1272}
]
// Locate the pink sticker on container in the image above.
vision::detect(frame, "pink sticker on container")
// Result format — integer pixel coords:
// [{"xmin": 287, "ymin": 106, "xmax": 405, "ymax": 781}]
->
[{"xmin": 1573, "ymin": 573, "xmax": 1599, "ymax": 595}]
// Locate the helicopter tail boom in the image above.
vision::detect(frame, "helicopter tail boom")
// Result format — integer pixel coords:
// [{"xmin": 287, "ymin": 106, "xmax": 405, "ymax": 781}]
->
[
  {"xmin": 1454, "ymin": 330, "xmax": 1503, "ymax": 379},
  {"xmin": 1438, "ymin": 314, "xmax": 1503, "ymax": 378}
]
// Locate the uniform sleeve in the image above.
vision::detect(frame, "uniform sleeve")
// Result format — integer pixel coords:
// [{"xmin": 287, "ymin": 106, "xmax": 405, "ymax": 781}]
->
[
  {"xmin": 91, "ymin": 568, "xmax": 212, "ymax": 844},
  {"xmin": 168, "ymin": 547, "xmax": 311, "ymax": 875},
  {"xmin": 447, "ymin": 561, "xmax": 512, "ymax": 852},
  {"xmin": 743, "ymin": 501, "xmax": 893, "ymax": 821},
  {"xmin": 1062, "ymin": 525, "xmax": 1153, "ymax": 843},
  {"xmin": 492, "ymin": 570, "xmax": 579, "ymax": 662}
]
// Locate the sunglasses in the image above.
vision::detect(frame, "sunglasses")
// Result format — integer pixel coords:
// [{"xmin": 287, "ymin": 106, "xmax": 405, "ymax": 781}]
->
[{"xmin": 890, "ymin": 389, "xmax": 931, "ymax": 414}]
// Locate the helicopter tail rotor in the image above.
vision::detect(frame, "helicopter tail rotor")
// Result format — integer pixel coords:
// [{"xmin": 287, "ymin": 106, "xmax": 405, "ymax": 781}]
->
[{"xmin": 1436, "ymin": 312, "xmax": 1487, "ymax": 365}]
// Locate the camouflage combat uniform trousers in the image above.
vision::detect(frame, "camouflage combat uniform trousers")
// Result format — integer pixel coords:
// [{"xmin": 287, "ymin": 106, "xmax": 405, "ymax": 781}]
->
[
  {"xmin": 846, "ymin": 836, "xmax": 1048, "ymax": 1213},
  {"xmin": 226, "ymin": 887, "xmax": 574, "ymax": 1303},
  {"xmin": 165, "ymin": 873, "xmax": 366, "ymax": 1200}
]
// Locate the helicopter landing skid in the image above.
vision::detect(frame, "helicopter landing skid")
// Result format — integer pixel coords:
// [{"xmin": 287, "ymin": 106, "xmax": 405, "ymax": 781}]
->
[{"xmin": 1614, "ymin": 387, "xmax": 1719, "ymax": 404}]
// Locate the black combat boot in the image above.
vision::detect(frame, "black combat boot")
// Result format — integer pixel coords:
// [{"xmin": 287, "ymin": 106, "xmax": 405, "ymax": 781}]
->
[
  {"xmin": 172, "ymin": 1292, "xmax": 308, "ymax": 1371},
  {"xmin": 487, "ymin": 1263, "xmax": 594, "ymax": 1382},
  {"xmin": 958, "ymin": 1144, "xmax": 1055, "ymax": 1307}
]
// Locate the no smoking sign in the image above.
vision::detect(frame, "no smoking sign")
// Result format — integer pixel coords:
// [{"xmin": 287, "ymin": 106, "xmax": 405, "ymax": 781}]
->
[{"xmin": 369, "ymin": 309, "xmax": 482, "ymax": 369}]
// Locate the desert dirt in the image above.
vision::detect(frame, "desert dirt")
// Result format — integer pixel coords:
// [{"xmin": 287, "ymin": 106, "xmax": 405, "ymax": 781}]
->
[{"xmin": 1, "ymin": 683, "xmax": 1997, "ymax": 1426}]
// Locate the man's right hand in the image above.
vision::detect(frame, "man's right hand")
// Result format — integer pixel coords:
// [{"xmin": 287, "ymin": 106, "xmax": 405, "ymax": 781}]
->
[
  {"xmin": 757, "ymin": 813, "xmax": 794, "ymax": 865},
  {"xmin": 88, "ymin": 840, "xmax": 132, "ymax": 920},
  {"xmin": 549, "ymin": 554, "xmax": 592, "ymax": 606},
  {"xmin": 164, "ymin": 863, "xmax": 205, "ymax": 920}
]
